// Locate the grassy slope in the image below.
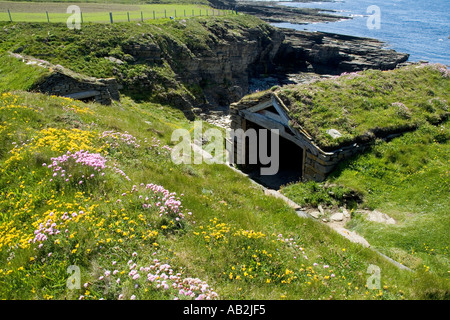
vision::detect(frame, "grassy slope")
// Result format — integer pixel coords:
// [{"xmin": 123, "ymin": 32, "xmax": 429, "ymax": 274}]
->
[
  {"xmin": 0, "ymin": 13, "xmax": 448, "ymax": 300},
  {"xmin": 0, "ymin": 15, "xmax": 263, "ymax": 105},
  {"xmin": 0, "ymin": 54, "xmax": 50, "ymax": 91},
  {"xmin": 279, "ymin": 67, "xmax": 449, "ymax": 282},
  {"xmin": 281, "ymin": 120, "xmax": 450, "ymax": 278},
  {"xmin": 0, "ymin": 2, "xmax": 219, "ymax": 23},
  {"xmin": 275, "ymin": 65, "xmax": 450, "ymax": 150},
  {"xmin": 1, "ymin": 61, "xmax": 447, "ymax": 300}
]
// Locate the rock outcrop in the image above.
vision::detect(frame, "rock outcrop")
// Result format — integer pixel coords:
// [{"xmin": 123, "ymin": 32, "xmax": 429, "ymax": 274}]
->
[
  {"xmin": 121, "ymin": 18, "xmax": 285, "ymax": 108},
  {"xmin": 275, "ymin": 30, "xmax": 410, "ymax": 75},
  {"xmin": 209, "ymin": 0, "xmax": 344, "ymax": 25}
]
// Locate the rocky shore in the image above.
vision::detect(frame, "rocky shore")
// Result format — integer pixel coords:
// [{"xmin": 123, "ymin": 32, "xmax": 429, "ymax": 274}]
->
[
  {"xmin": 211, "ymin": 0, "xmax": 346, "ymax": 24},
  {"xmin": 199, "ymin": 0, "xmax": 410, "ymax": 125},
  {"xmin": 234, "ymin": 1, "xmax": 346, "ymax": 25},
  {"xmin": 275, "ymin": 29, "xmax": 410, "ymax": 75}
]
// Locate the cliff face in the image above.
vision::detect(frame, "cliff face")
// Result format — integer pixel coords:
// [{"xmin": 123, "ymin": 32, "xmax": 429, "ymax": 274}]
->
[
  {"xmin": 120, "ymin": 20, "xmax": 408, "ymax": 111},
  {"xmin": 4, "ymin": 15, "xmax": 409, "ymax": 116},
  {"xmin": 118, "ymin": 17, "xmax": 284, "ymax": 112},
  {"xmin": 166, "ymin": 20, "xmax": 283, "ymax": 105},
  {"xmin": 275, "ymin": 30, "xmax": 410, "ymax": 75}
]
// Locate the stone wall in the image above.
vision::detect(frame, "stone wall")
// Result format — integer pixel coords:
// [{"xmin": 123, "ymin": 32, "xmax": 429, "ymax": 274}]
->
[
  {"xmin": 229, "ymin": 94, "xmax": 368, "ymax": 182},
  {"xmin": 11, "ymin": 53, "xmax": 120, "ymax": 105},
  {"xmin": 35, "ymin": 72, "xmax": 120, "ymax": 105},
  {"xmin": 302, "ymin": 143, "xmax": 368, "ymax": 182}
]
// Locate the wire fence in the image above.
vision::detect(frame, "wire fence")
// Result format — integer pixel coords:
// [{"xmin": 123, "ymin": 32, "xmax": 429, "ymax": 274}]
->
[{"xmin": 0, "ymin": 7, "xmax": 237, "ymax": 24}]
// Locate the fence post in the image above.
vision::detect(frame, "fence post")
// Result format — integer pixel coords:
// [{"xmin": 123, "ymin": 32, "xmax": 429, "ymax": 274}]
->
[
  {"xmin": 7, "ymin": 9, "xmax": 12, "ymax": 22},
  {"xmin": 141, "ymin": 11, "xmax": 143, "ymax": 22},
  {"xmin": 153, "ymin": 10, "xmax": 155, "ymax": 20},
  {"xmin": 192, "ymin": 9, "xmax": 194, "ymax": 17},
  {"xmin": 80, "ymin": 11, "xmax": 83, "ymax": 24},
  {"xmin": 164, "ymin": 9, "xmax": 166, "ymax": 19},
  {"xmin": 127, "ymin": 12, "xmax": 130, "ymax": 22},
  {"xmin": 175, "ymin": 9, "xmax": 176, "ymax": 18},
  {"xmin": 109, "ymin": 12, "xmax": 113, "ymax": 24},
  {"xmin": 46, "ymin": 11, "xmax": 49, "ymax": 23}
]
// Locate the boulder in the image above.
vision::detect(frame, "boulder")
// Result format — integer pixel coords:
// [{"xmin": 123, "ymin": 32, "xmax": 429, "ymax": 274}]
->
[{"xmin": 330, "ymin": 212, "xmax": 344, "ymax": 222}]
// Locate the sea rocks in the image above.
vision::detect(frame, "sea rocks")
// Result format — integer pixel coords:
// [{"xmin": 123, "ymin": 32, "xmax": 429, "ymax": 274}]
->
[
  {"xmin": 234, "ymin": 1, "xmax": 345, "ymax": 25},
  {"xmin": 275, "ymin": 30, "xmax": 409, "ymax": 75}
]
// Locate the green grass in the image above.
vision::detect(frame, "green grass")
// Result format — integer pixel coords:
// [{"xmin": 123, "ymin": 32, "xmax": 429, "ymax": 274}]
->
[
  {"xmin": 268, "ymin": 65, "xmax": 450, "ymax": 150},
  {"xmin": 1, "ymin": 81, "xmax": 447, "ymax": 299},
  {"xmin": 0, "ymin": 9, "xmax": 448, "ymax": 300},
  {"xmin": 0, "ymin": 15, "xmax": 265, "ymax": 106},
  {"xmin": 0, "ymin": 1, "xmax": 228, "ymax": 23},
  {"xmin": 1, "ymin": 0, "xmax": 209, "ymax": 4},
  {"xmin": 0, "ymin": 54, "xmax": 50, "ymax": 91},
  {"xmin": 281, "ymin": 120, "xmax": 450, "ymax": 281}
]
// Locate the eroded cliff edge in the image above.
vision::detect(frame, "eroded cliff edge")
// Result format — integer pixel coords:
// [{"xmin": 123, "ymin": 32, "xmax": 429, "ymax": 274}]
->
[{"xmin": 3, "ymin": 14, "xmax": 408, "ymax": 116}]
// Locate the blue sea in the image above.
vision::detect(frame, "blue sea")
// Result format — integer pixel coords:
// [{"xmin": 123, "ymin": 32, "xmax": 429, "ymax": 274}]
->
[{"xmin": 269, "ymin": 0, "xmax": 449, "ymax": 65}]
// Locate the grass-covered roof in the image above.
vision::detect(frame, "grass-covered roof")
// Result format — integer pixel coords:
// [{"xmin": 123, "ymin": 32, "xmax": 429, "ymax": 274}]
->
[{"xmin": 245, "ymin": 64, "xmax": 449, "ymax": 151}]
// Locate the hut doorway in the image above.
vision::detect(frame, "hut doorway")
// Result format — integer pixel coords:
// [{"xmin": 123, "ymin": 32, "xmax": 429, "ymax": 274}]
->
[{"xmin": 241, "ymin": 120, "xmax": 304, "ymax": 190}]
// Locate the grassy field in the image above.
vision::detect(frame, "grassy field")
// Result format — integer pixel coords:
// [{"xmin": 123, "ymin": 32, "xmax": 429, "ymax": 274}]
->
[
  {"xmin": 0, "ymin": 1, "xmax": 231, "ymax": 23},
  {"xmin": 279, "ymin": 66, "xmax": 449, "ymax": 283},
  {"xmin": 0, "ymin": 54, "xmax": 448, "ymax": 300}
]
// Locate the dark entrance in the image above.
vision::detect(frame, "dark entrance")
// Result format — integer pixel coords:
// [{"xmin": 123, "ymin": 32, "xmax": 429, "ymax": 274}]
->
[{"xmin": 240, "ymin": 120, "xmax": 304, "ymax": 190}]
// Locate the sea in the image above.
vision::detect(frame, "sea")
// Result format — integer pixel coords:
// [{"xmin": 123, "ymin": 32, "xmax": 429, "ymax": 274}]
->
[{"xmin": 267, "ymin": 0, "xmax": 449, "ymax": 66}]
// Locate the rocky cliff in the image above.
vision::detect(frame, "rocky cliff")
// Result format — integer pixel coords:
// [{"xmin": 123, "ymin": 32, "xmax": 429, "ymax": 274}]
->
[
  {"xmin": 275, "ymin": 30, "xmax": 410, "ymax": 75},
  {"xmin": 116, "ymin": 16, "xmax": 284, "ymax": 114},
  {"xmin": 3, "ymin": 14, "xmax": 409, "ymax": 116},
  {"xmin": 119, "ymin": 20, "xmax": 408, "ymax": 112}
]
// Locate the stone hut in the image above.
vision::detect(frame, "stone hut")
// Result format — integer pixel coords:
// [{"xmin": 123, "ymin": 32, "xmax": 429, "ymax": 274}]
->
[{"xmin": 228, "ymin": 91, "xmax": 368, "ymax": 182}]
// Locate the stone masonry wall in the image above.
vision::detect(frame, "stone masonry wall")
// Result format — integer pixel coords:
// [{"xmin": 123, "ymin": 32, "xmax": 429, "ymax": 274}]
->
[
  {"xmin": 36, "ymin": 72, "xmax": 120, "ymax": 105},
  {"xmin": 229, "ymin": 97, "xmax": 367, "ymax": 182}
]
